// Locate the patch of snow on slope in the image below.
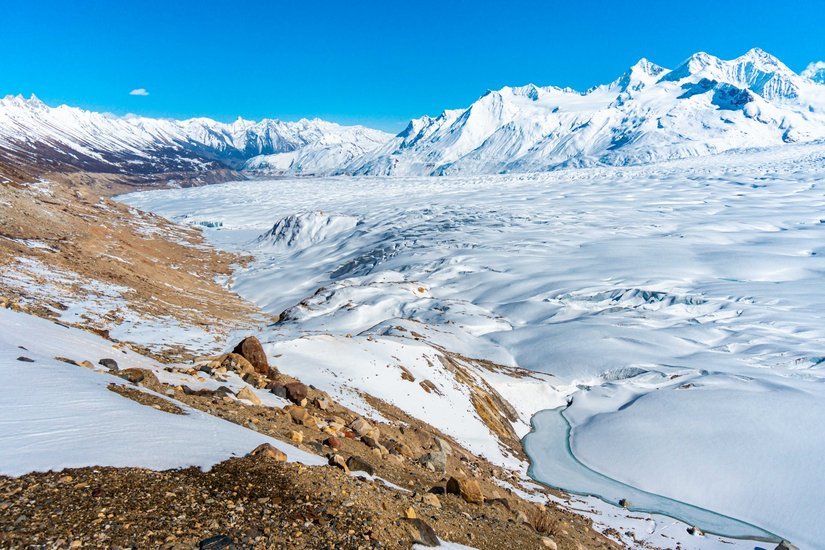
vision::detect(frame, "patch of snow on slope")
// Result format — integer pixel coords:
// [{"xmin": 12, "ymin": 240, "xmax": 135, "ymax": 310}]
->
[{"xmin": 0, "ymin": 308, "xmax": 323, "ymax": 476}]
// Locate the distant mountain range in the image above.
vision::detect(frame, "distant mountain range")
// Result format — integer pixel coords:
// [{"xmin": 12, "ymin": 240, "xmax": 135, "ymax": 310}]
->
[
  {"xmin": 0, "ymin": 95, "xmax": 389, "ymax": 183},
  {"xmin": 2, "ymin": 48, "xmax": 825, "ymax": 184}
]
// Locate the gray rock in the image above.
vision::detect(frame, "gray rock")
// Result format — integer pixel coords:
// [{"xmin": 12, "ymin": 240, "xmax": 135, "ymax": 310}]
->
[
  {"xmin": 16, "ymin": 356, "xmax": 34, "ymax": 363},
  {"xmin": 403, "ymin": 518, "xmax": 439, "ymax": 547},
  {"xmin": 436, "ymin": 437, "xmax": 452, "ymax": 456},
  {"xmin": 418, "ymin": 450, "xmax": 447, "ymax": 474},
  {"xmin": 199, "ymin": 534, "xmax": 234, "ymax": 549},
  {"xmin": 98, "ymin": 358, "xmax": 119, "ymax": 371},
  {"xmin": 776, "ymin": 541, "xmax": 799, "ymax": 550},
  {"xmin": 346, "ymin": 456, "xmax": 375, "ymax": 476},
  {"xmin": 269, "ymin": 385, "xmax": 287, "ymax": 398}
]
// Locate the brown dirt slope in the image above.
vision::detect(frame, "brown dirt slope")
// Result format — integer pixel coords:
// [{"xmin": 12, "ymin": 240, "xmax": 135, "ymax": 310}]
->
[{"xmin": 0, "ymin": 177, "xmax": 264, "ymax": 360}]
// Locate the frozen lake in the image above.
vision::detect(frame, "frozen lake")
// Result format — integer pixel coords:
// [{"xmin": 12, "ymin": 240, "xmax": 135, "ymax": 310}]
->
[{"xmin": 123, "ymin": 143, "xmax": 825, "ymax": 548}]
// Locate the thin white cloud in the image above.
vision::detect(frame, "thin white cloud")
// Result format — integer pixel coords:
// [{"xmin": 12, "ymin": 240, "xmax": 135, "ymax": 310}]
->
[
  {"xmin": 129, "ymin": 88, "xmax": 149, "ymax": 96},
  {"xmin": 801, "ymin": 61, "xmax": 825, "ymax": 79}
]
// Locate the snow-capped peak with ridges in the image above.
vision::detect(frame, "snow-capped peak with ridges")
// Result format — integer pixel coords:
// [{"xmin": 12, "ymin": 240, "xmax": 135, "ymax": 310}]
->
[
  {"xmin": 802, "ymin": 61, "xmax": 825, "ymax": 84},
  {"xmin": 348, "ymin": 49, "xmax": 825, "ymax": 176},
  {"xmin": 0, "ymin": 95, "xmax": 392, "ymax": 178}
]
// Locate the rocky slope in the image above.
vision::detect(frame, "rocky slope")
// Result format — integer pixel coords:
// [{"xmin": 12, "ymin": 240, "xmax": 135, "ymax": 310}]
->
[{"xmin": 0, "ymin": 176, "xmax": 626, "ymax": 549}]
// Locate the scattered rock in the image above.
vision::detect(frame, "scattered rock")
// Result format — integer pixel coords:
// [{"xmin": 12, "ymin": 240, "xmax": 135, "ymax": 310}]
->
[
  {"xmin": 435, "ymin": 437, "xmax": 452, "ymax": 456},
  {"xmin": 269, "ymin": 384, "xmax": 287, "ymax": 399},
  {"xmin": 301, "ymin": 414, "xmax": 318, "ymax": 429},
  {"xmin": 324, "ymin": 436, "xmax": 343, "ymax": 451},
  {"xmin": 776, "ymin": 541, "xmax": 799, "ymax": 550},
  {"xmin": 220, "ymin": 353, "xmax": 255, "ymax": 375},
  {"xmin": 16, "ymin": 356, "xmax": 34, "ymax": 362},
  {"xmin": 236, "ymin": 387, "xmax": 261, "ymax": 406},
  {"xmin": 290, "ymin": 431, "xmax": 304, "ymax": 444},
  {"xmin": 328, "ymin": 454, "xmax": 349, "ymax": 473},
  {"xmin": 313, "ymin": 396, "xmax": 330, "ymax": 410},
  {"xmin": 98, "ymin": 358, "xmax": 119, "ymax": 371},
  {"xmin": 198, "ymin": 534, "xmax": 234, "ymax": 550},
  {"xmin": 284, "ymin": 382, "xmax": 308, "ymax": 405},
  {"xmin": 232, "ymin": 336, "xmax": 270, "ymax": 375},
  {"xmin": 361, "ymin": 435, "xmax": 381, "ymax": 449},
  {"xmin": 421, "ymin": 493, "xmax": 441, "ymax": 509},
  {"xmin": 446, "ymin": 476, "xmax": 484, "ymax": 504},
  {"xmin": 349, "ymin": 417, "xmax": 374, "ymax": 437},
  {"xmin": 541, "ymin": 536, "xmax": 558, "ymax": 549},
  {"xmin": 687, "ymin": 525, "xmax": 704, "ymax": 536},
  {"xmin": 116, "ymin": 368, "xmax": 161, "ymax": 391},
  {"xmin": 402, "ymin": 518, "xmax": 439, "ymax": 547},
  {"xmin": 391, "ymin": 441, "xmax": 415, "ymax": 459},
  {"xmin": 287, "ymin": 406, "xmax": 310, "ymax": 424},
  {"xmin": 346, "ymin": 456, "xmax": 375, "ymax": 476},
  {"xmin": 418, "ymin": 451, "xmax": 447, "ymax": 474},
  {"xmin": 248, "ymin": 443, "xmax": 287, "ymax": 462},
  {"xmin": 242, "ymin": 372, "xmax": 267, "ymax": 389},
  {"xmin": 403, "ymin": 506, "xmax": 417, "ymax": 519},
  {"xmin": 618, "ymin": 498, "xmax": 631, "ymax": 509},
  {"xmin": 78, "ymin": 360, "xmax": 94, "ymax": 369}
]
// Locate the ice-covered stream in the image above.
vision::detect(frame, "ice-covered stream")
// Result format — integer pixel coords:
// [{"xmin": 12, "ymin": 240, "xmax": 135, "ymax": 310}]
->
[{"xmin": 123, "ymin": 142, "xmax": 825, "ymax": 548}]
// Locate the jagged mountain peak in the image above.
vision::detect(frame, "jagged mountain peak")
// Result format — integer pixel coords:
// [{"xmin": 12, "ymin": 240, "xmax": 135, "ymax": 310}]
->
[
  {"xmin": 349, "ymin": 49, "xmax": 825, "ymax": 176},
  {"xmin": 0, "ymin": 96, "xmax": 392, "ymax": 179},
  {"xmin": 802, "ymin": 61, "xmax": 825, "ymax": 84}
]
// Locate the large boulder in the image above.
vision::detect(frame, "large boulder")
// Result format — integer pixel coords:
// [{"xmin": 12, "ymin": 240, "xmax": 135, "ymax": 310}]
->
[
  {"xmin": 248, "ymin": 443, "xmax": 286, "ymax": 461},
  {"xmin": 284, "ymin": 382, "xmax": 308, "ymax": 405},
  {"xmin": 232, "ymin": 336, "xmax": 270, "ymax": 375},
  {"xmin": 418, "ymin": 451, "xmax": 447, "ymax": 474},
  {"xmin": 402, "ymin": 518, "xmax": 439, "ymax": 547},
  {"xmin": 98, "ymin": 358, "xmax": 119, "ymax": 371},
  {"xmin": 446, "ymin": 476, "xmax": 484, "ymax": 504},
  {"xmin": 236, "ymin": 387, "xmax": 262, "ymax": 406},
  {"xmin": 346, "ymin": 455, "xmax": 375, "ymax": 476}
]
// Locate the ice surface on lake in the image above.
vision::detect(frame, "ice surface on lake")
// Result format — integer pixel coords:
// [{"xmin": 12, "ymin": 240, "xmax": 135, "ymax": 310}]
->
[{"xmin": 123, "ymin": 143, "xmax": 825, "ymax": 548}]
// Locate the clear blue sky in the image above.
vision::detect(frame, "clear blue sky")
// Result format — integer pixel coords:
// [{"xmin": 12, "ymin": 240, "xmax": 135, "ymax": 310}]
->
[{"xmin": 2, "ymin": 0, "xmax": 823, "ymax": 132}]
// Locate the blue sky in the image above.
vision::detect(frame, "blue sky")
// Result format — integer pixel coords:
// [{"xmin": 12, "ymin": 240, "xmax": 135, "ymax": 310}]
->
[{"xmin": 2, "ymin": 0, "xmax": 823, "ymax": 132}]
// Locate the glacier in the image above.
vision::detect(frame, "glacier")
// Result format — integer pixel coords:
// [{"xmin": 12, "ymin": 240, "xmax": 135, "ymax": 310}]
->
[{"xmin": 123, "ymin": 141, "xmax": 825, "ymax": 548}]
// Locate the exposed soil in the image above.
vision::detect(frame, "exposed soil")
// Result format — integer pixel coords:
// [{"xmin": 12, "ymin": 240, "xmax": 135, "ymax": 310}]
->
[
  {"xmin": 0, "ymin": 176, "xmax": 265, "ymax": 360},
  {"xmin": 0, "ymin": 453, "xmax": 615, "ymax": 550}
]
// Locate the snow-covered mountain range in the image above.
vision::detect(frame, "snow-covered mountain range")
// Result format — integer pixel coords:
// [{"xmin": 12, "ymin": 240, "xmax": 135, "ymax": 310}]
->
[
  {"xmin": 350, "ymin": 48, "xmax": 825, "ymax": 175},
  {"xmin": 0, "ymin": 94, "xmax": 390, "ymax": 178},
  {"xmin": 2, "ymin": 49, "xmax": 825, "ymax": 180}
]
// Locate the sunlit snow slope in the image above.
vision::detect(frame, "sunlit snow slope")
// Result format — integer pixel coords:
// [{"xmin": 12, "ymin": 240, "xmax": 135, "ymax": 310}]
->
[
  {"xmin": 124, "ymin": 142, "xmax": 825, "ymax": 548},
  {"xmin": 0, "ymin": 94, "xmax": 390, "ymax": 177},
  {"xmin": 351, "ymin": 49, "xmax": 825, "ymax": 175}
]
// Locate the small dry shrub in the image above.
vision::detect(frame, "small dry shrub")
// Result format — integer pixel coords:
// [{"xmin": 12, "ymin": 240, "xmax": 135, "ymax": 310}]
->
[{"xmin": 526, "ymin": 505, "xmax": 558, "ymax": 535}]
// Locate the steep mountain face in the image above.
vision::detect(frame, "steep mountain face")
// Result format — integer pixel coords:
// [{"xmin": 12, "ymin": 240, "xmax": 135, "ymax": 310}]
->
[
  {"xmin": 802, "ymin": 61, "xmax": 825, "ymax": 84},
  {"xmin": 0, "ymin": 95, "xmax": 391, "ymax": 181},
  {"xmin": 349, "ymin": 49, "xmax": 825, "ymax": 176}
]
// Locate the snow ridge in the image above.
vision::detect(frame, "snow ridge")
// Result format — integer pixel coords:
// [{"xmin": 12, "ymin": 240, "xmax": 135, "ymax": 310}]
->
[
  {"xmin": 0, "ymin": 95, "xmax": 391, "ymax": 176},
  {"xmin": 349, "ymin": 48, "xmax": 825, "ymax": 175}
]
